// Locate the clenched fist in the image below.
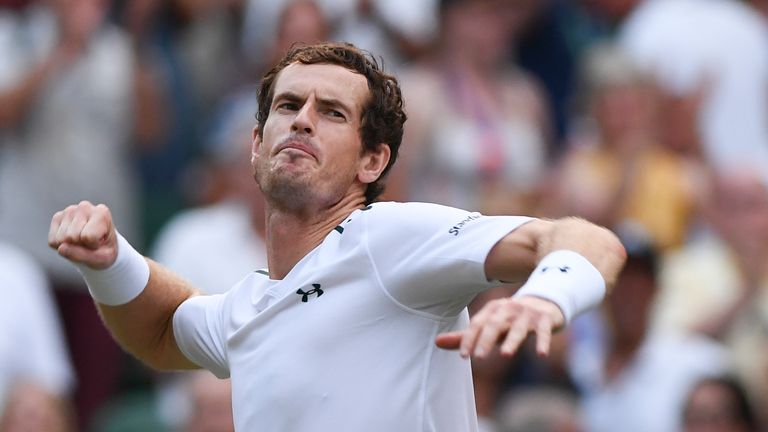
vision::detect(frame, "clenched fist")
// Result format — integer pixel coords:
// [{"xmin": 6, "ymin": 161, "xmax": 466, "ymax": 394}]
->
[{"xmin": 48, "ymin": 201, "xmax": 118, "ymax": 270}]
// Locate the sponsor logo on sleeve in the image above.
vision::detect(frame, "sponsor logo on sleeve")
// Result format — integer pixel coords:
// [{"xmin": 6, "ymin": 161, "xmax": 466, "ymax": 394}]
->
[{"xmin": 448, "ymin": 213, "xmax": 482, "ymax": 236}]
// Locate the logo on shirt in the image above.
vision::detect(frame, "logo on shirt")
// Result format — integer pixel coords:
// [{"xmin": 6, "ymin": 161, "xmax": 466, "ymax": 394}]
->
[
  {"xmin": 296, "ymin": 284, "xmax": 324, "ymax": 302},
  {"xmin": 542, "ymin": 266, "xmax": 570, "ymax": 273},
  {"xmin": 448, "ymin": 213, "xmax": 482, "ymax": 236}
]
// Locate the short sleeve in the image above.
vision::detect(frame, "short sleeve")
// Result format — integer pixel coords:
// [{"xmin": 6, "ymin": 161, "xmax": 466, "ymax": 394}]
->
[
  {"xmin": 362, "ymin": 202, "xmax": 533, "ymax": 317},
  {"xmin": 173, "ymin": 294, "xmax": 230, "ymax": 378}
]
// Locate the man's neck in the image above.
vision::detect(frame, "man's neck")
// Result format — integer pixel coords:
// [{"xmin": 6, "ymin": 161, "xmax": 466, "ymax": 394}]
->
[{"xmin": 263, "ymin": 194, "xmax": 366, "ymax": 279}]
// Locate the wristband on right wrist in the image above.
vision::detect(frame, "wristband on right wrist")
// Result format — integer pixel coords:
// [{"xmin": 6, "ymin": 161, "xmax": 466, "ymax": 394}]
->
[
  {"xmin": 513, "ymin": 250, "xmax": 606, "ymax": 324},
  {"xmin": 74, "ymin": 232, "xmax": 150, "ymax": 306}
]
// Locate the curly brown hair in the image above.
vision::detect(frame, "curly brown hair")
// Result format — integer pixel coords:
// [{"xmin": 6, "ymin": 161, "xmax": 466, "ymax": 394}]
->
[{"xmin": 256, "ymin": 42, "xmax": 407, "ymax": 204}]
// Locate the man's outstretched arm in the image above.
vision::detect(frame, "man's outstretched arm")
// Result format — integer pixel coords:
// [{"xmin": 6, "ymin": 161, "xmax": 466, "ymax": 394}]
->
[
  {"xmin": 437, "ymin": 217, "xmax": 626, "ymax": 359},
  {"xmin": 48, "ymin": 201, "xmax": 200, "ymax": 371}
]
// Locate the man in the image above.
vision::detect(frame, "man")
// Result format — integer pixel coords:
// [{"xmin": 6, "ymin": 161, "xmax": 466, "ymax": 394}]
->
[{"xmin": 48, "ymin": 42, "xmax": 625, "ymax": 431}]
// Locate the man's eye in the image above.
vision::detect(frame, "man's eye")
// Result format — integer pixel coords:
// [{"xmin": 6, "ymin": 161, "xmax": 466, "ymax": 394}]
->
[
  {"xmin": 277, "ymin": 102, "xmax": 298, "ymax": 111},
  {"xmin": 328, "ymin": 110, "xmax": 346, "ymax": 119}
]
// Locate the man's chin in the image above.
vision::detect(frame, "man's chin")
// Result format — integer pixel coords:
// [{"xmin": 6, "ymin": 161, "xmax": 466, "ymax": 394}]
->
[{"xmin": 261, "ymin": 174, "xmax": 314, "ymax": 207}]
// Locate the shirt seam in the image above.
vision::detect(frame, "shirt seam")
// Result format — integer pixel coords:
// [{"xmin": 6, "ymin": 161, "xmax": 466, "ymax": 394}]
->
[{"xmin": 361, "ymin": 209, "xmax": 459, "ymax": 323}]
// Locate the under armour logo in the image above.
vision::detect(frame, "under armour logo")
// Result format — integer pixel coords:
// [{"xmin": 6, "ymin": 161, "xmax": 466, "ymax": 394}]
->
[
  {"xmin": 296, "ymin": 284, "xmax": 324, "ymax": 302},
  {"xmin": 542, "ymin": 266, "xmax": 570, "ymax": 273}
]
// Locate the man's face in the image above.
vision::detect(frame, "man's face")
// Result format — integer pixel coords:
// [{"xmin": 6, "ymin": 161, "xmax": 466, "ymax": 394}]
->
[{"xmin": 252, "ymin": 63, "xmax": 375, "ymax": 210}]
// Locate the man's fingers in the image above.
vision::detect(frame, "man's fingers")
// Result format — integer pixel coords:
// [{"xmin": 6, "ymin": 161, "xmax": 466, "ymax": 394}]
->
[
  {"xmin": 534, "ymin": 318, "xmax": 553, "ymax": 357},
  {"xmin": 58, "ymin": 241, "xmax": 116, "ymax": 269},
  {"xmin": 444, "ymin": 297, "xmax": 563, "ymax": 360},
  {"xmin": 58, "ymin": 243, "xmax": 96, "ymax": 264},
  {"xmin": 63, "ymin": 213, "xmax": 88, "ymax": 244},
  {"xmin": 498, "ymin": 314, "xmax": 531, "ymax": 357},
  {"xmin": 473, "ymin": 313, "xmax": 515, "ymax": 358},
  {"xmin": 435, "ymin": 332, "xmax": 462, "ymax": 350},
  {"xmin": 458, "ymin": 318, "xmax": 485, "ymax": 359},
  {"xmin": 49, "ymin": 201, "xmax": 113, "ymax": 249},
  {"xmin": 48, "ymin": 211, "xmax": 65, "ymax": 248},
  {"xmin": 459, "ymin": 302, "xmax": 498, "ymax": 358},
  {"xmin": 80, "ymin": 206, "xmax": 112, "ymax": 248}
]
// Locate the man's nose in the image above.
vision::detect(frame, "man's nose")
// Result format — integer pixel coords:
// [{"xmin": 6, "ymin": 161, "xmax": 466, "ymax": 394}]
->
[{"xmin": 291, "ymin": 101, "xmax": 316, "ymax": 135}]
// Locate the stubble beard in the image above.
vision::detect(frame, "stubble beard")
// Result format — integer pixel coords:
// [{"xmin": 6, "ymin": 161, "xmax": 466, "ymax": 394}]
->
[{"xmin": 254, "ymin": 155, "xmax": 329, "ymax": 212}]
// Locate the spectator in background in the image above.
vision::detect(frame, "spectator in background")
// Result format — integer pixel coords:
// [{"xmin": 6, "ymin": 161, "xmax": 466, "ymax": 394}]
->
[
  {"xmin": 0, "ymin": 242, "xmax": 75, "ymax": 432},
  {"xmin": 620, "ymin": 0, "xmax": 768, "ymax": 181},
  {"xmin": 0, "ymin": 0, "xmax": 147, "ymax": 427},
  {"xmin": 751, "ymin": 0, "xmax": 768, "ymax": 18},
  {"xmin": 511, "ymin": 0, "xmax": 578, "ymax": 148},
  {"xmin": 568, "ymin": 238, "xmax": 729, "ymax": 432},
  {"xmin": 242, "ymin": 0, "xmax": 435, "ymax": 71},
  {"xmin": 543, "ymin": 43, "xmax": 696, "ymax": 251},
  {"xmin": 122, "ymin": 0, "xmax": 248, "ymax": 245},
  {"xmin": 181, "ymin": 372, "xmax": 234, "ymax": 432},
  {"xmin": 328, "ymin": 0, "xmax": 435, "ymax": 65},
  {"xmin": 653, "ymin": 169, "xmax": 768, "ymax": 414},
  {"xmin": 261, "ymin": 0, "xmax": 330, "ymax": 78},
  {"xmin": 496, "ymin": 387, "xmax": 581, "ymax": 432},
  {"xmin": 398, "ymin": 0, "xmax": 551, "ymax": 215},
  {"xmin": 682, "ymin": 376, "xmax": 761, "ymax": 432}
]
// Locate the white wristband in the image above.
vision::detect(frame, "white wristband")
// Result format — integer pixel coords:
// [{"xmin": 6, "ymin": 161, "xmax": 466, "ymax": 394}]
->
[
  {"xmin": 75, "ymin": 232, "xmax": 150, "ymax": 306},
  {"xmin": 513, "ymin": 250, "xmax": 605, "ymax": 324}
]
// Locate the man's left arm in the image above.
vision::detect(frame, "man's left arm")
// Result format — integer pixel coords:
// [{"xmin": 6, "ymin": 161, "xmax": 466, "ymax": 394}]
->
[{"xmin": 436, "ymin": 217, "xmax": 626, "ymax": 358}]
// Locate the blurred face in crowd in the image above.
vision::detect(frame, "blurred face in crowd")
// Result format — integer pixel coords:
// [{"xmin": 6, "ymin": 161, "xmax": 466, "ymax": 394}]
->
[
  {"xmin": 274, "ymin": 1, "xmax": 329, "ymax": 59},
  {"xmin": 441, "ymin": 0, "xmax": 514, "ymax": 69},
  {"xmin": 708, "ymin": 171, "xmax": 768, "ymax": 259},
  {"xmin": 49, "ymin": 0, "xmax": 107, "ymax": 29},
  {"xmin": 593, "ymin": 81, "xmax": 659, "ymax": 146},
  {"xmin": 683, "ymin": 380, "xmax": 754, "ymax": 432},
  {"xmin": 658, "ymin": 90, "xmax": 704, "ymax": 156}
]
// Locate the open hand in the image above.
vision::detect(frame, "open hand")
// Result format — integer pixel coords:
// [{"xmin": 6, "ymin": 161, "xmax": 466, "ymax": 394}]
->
[{"xmin": 435, "ymin": 296, "xmax": 564, "ymax": 359}]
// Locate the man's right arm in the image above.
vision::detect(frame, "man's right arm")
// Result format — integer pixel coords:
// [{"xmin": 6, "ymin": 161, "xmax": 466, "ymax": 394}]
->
[{"xmin": 48, "ymin": 201, "xmax": 200, "ymax": 371}]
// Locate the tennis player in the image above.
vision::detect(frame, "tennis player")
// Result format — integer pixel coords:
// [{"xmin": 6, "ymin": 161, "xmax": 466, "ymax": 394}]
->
[{"xmin": 49, "ymin": 42, "xmax": 625, "ymax": 431}]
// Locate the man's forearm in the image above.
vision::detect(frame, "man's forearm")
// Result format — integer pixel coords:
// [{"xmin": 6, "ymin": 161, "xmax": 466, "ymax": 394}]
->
[
  {"xmin": 532, "ymin": 217, "xmax": 626, "ymax": 291},
  {"xmin": 97, "ymin": 259, "xmax": 200, "ymax": 371}
]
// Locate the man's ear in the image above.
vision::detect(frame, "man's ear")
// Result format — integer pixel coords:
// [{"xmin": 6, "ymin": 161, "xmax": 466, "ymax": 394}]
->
[
  {"xmin": 251, "ymin": 126, "xmax": 261, "ymax": 164},
  {"xmin": 358, "ymin": 143, "xmax": 391, "ymax": 184}
]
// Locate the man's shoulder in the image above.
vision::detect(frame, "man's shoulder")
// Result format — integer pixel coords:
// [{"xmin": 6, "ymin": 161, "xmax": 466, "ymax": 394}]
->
[
  {"xmin": 364, "ymin": 201, "xmax": 470, "ymax": 217},
  {"xmin": 358, "ymin": 201, "xmax": 491, "ymax": 238}
]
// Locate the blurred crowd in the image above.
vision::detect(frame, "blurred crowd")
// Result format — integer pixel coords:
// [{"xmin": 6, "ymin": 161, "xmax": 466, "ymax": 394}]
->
[{"xmin": 1, "ymin": 0, "xmax": 768, "ymax": 431}]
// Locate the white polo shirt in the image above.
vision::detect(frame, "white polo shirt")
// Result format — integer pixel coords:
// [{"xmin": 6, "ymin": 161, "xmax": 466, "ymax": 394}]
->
[{"xmin": 173, "ymin": 202, "xmax": 531, "ymax": 431}]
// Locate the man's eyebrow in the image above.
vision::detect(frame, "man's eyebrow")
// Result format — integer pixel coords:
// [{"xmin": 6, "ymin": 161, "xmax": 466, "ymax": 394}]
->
[
  {"xmin": 272, "ymin": 91, "xmax": 303, "ymax": 104},
  {"xmin": 272, "ymin": 91, "xmax": 356, "ymax": 116},
  {"xmin": 316, "ymin": 97, "xmax": 354, "ymax": 116}
]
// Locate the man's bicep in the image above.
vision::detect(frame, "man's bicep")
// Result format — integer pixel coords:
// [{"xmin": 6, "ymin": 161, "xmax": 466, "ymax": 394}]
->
[{"xmin": 484, "ymin": 219, "xmax": 550, "ymax": 284}]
